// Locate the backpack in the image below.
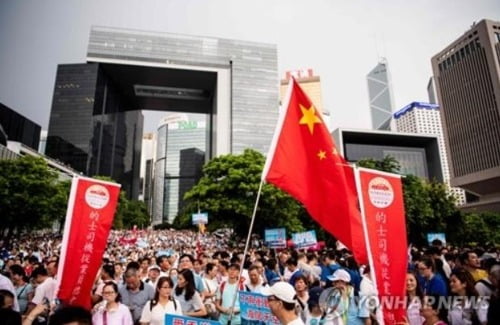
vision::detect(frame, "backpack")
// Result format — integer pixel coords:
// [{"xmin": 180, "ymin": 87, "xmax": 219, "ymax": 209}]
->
[{"xmin": 476, "ymin": 279, "xmax": 495, "ymax": 292}]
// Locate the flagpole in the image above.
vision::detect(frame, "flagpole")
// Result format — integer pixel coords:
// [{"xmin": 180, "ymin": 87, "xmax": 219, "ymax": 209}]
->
[
  {"xmin": 353, "ymin": 166, "xmax": 385, "ymax": 325},
  {"xmin": 227, "ymin": 178, "xmax": 265, "ymax": 324}
]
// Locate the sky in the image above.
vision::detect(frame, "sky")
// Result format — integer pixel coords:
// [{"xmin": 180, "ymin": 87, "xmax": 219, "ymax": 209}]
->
[{"xmin": 1, "ymin": 0, "xmax": 499, "ymax": 133}]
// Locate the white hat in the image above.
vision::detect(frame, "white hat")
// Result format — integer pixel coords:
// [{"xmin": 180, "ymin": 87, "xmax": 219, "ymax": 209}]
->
[
  {"xmin": 327, "ymin": 269, "xmax": 351, "ymax": 283},
  {"xmin": 262, "ymin": 281, "xmax": 297, "ymax": 304},
  {"xmin": 148, "ymin": 265, "xmax": 161, "ymax": 272}
]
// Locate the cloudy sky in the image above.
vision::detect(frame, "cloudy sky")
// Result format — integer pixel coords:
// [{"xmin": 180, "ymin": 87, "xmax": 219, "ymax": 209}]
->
[{"xmin": 1, "ymin": 0, "xmax": 499, "ymax": 133}]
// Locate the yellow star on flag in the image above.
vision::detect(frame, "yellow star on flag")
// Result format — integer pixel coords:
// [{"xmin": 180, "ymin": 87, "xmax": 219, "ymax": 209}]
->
[
  {"xmin": 317, "ymin": 150, "xmax": 326, "ymax": 160},
  {"xmin": 332, "ymin": 147, "xmax": 338, "ymax": 155},
  {"xmin": 299, "ymin": 104, "xmax": 322, "ymax": 134}
]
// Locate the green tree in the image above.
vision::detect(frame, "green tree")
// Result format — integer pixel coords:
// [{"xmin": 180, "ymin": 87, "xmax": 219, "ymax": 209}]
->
[
  {"xmin": 178, "ymin": 149, "xmax": 305, "ymax": 237},
  {"xmin": 0, "ymin": 156, "xmax": 61, "ymax": 235},
  {"xmin": 450, "ymin": 211, "xmax": 500, "ymax": 246},
  {"xmin": 121, "ymin": 200, "xmax": 150, "ymax": 229},
  {"xmin": 356, "ymin": 155, "xmax": 401, "ymax": 173},
  {"xmin": 51, "ymin": 180, "xmax": 71, "ymax": 231}
]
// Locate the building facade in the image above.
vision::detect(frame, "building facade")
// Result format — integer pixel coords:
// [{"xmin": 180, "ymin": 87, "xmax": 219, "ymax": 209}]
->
[
  {"xmin": 140, "ymin": 132, "xmax": 155, "ymax": 214},
  {"xmin": 367, "ymin": 58, "xmax": 395, "ymax": 131},
  {"xmin": 333, "ymin": 128, "xmax": 443, "ymax": 181},
  {"xmin": 279, "ymin": 69, "xmax": 330, "ymax": 127},
  {"xmin": 46, "ymin": 63, "xmax": 144, "ymax": 198},
  {"xmin": 46, "ymin": 26, "xmax": 278, "ymax": 200},
  {"xmin": 0, "ymin": 102, "xmax": 41, "ymax": 151},
  {"xmin": 394, "ymin": 102, "xmax": 466, "ymax": 205},
  {"xmin": 431, "ymin": 19, "xmax": 500, "ymax": 212},
  {"xmin": 153, "ymin": 115, "xmax": 206, "ymax": 225}
]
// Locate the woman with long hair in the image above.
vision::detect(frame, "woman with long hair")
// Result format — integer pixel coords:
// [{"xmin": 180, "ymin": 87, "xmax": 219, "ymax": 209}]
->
[
  {"xmin": 140, "ymin": 276, "xmax": 182, "ymax": 325},
  {"xmin": 406, "ymin": 272, "xmax": 425, "ymax": 325},
  {"xmin": 173, "ymin": 269, "xmax": 207, "ymax": 318},
  {"xmin": 92, "ymin": 281, "xmax": 133, "ymax": 325},
  {"xmin": 420, "ymin": 295, "xmax": 448, "ymax": 325},
  {"xmin": 448, "ymin": 268, "xmax": 488, "ymax": 325}
]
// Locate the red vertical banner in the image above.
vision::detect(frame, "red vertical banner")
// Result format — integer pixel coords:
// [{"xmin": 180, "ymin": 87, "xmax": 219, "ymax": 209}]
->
[
  {"xmin": 357, "ymin": 168, "xmax": 407, "ymax": 324},
  {"xmin": 56, "ymin": 177, "xmax": 121, "ymax": 309}
]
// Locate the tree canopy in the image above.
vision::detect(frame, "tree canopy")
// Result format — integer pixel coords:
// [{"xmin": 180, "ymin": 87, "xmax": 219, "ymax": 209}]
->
[
  {"xmin": 0, "ymin": 157, "xmax": 150, "ymax": 236},
  {"xmin": 176, "ymin": 149, "xmax": 306, "ymax": 236},
  {"xmin": 0, "ymin": 156, "xmax": 67, "ymax": 236}
]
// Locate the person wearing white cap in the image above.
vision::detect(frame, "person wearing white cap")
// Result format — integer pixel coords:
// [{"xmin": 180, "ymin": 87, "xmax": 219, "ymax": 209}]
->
[
  {"xmin": 145, "ymin": 265, "xmax": 162, "ymax": 289},
  {"xmin": 325, "ymin": 269, "xmax": 370, "ymax": 325},
  {"xmin": 263, "ymin": 281, "xmax": 305, "ymax": 325}
]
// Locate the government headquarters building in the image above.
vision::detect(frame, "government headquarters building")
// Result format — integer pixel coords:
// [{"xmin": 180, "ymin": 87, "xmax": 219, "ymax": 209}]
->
[{"xmin": 46, "ymin": 26, "xmax": 279, "ymax": 202}]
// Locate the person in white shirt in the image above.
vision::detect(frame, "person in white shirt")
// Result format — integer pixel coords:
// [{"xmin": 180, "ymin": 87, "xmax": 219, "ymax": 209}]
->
[
  {"xmin": 140, "ymin": 276, "xmax": 182, "ymax": 325},
  {"xmin": 263, "ymin": 281, "xmax": 305, "ymax": 325},
  {"xmin": 30, "ymin": 267, "xmax": 56, "ymax": 306},
  {"xmin": 245, "ymin": 265, "xmax": 268, "ymax": 294}
]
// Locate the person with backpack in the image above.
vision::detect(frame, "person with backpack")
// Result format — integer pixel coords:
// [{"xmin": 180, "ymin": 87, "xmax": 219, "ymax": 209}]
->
[
  {"xmin": 475, "ymin": 263, "xmax": 499, "ymax": 297},
  {"xmin": 216, "ymin": 263, "xmax": 245, "ymax": 325},
  {"xmin": 139, "ymin": 276, "xmax": 182, "ymax": 325},
  {"xmin": 9, "ymin": 264, "xmax": 33, "ymax": 314}
]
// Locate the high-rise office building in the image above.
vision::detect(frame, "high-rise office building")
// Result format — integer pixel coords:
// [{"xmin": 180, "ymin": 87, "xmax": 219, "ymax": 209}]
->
[
  {"xmin": 0, "ymin": 102, "xmax": 41, "ymax": 150},
  {"xmin": 140, "ymin": 132, "xmax": 155, "ymax": 215},
  {"xmin": 46, "ymin": 27, "xmax": 278, "ymax": 199},
  {"xmin": 431, "ymin": 19, "xmax": 500, "ymax": 212},
  {"xmin": 394, "ymin": 102, "xmax": 466, "ymax": 205},
  {"xmin": 153, "ymin": 114, "xmax": 207, "ymax": 225},
  {"xmin": 279, "ymin": 69, "xmax": 330, "ymax": 127},
  {"xmin": 39, "ymin": 130, "xmax": 47, "ymax": 154},
  {"xmin": 427, "ymin": 77, "xmax": 438, "ymax": 105},
  {"xmin": 46, "ymin": 64, "xmax": 144, "ymax": 198},
  {"xmin": 367, "ymin": 58, "xmax": 395, "ymax": 130}
]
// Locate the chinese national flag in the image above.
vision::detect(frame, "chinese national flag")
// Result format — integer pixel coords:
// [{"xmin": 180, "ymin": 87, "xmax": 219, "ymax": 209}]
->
[{"xmin": 263, "ymin": 78, "xmax": 367, "ymax": 264}]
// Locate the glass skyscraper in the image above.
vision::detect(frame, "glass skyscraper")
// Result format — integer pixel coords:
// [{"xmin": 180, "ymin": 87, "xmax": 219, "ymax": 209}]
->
[
  {"xmin": 153, "ymin": 115, "xmax": 207, "ymax": 225},
  {"xmin": 46, "ymin": 64, "xmax": 143, "ymax": 198},
  {"xmin": 367, "ymin": 58, "xmax": 395, "ymax": 131}
]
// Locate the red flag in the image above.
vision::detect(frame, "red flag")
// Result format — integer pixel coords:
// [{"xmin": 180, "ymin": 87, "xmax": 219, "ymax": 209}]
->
[
  {"xmin": 56, "ymin": 177, "xmax": 121, "ymax": 309},
  {"xmin": 357, "ymin": 168, "xmax": 408, "ymax": 324},
  {"xmin": 263, "ymin": 78, "xmax": 367, "ymax": 264}
]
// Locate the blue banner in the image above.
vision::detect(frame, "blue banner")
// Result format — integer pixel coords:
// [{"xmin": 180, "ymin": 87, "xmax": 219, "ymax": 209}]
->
[
  {"xmin": 264, "ymin": 228, "xmax": 286, "ymax": 249},
  {"xmin": 165, "ymin": 314, "xmax": 219, "ymax": 325},
  {"xmin": 240, "ymin": 292, "xmax": 280, "ymax": 325},
  {"xmin": 292, "ymin": 230, "xmax": 317, "ymax": 248}
]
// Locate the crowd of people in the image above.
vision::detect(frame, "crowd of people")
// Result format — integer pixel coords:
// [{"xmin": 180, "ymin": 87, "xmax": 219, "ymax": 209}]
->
[{"xmin": 0, "ymin": 229, "xmax": 499, "ymax": 325}]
